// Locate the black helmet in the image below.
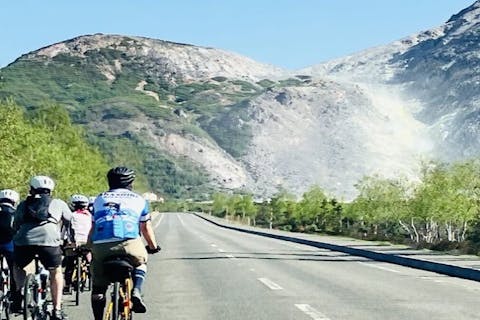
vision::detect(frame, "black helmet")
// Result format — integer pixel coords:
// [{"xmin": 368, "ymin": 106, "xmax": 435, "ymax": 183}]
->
[{"xmin": 107, "ymin": 166, "xmax": 135, "ymax": 189}]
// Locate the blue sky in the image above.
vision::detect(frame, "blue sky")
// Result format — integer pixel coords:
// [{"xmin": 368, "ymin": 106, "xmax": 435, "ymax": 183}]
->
[{"xmin": 1, "ymin": 0, "xmax": 475, "ymax": 69}]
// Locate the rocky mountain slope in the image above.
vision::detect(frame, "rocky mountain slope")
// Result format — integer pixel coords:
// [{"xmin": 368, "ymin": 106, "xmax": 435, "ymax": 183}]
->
[
  {"xmin": 1, "ymin": 1, "xmax": 479, "ymax": 200},
  {"xmin": 303, "ymin": 0, "xmax": 480, "ymax": 163}
]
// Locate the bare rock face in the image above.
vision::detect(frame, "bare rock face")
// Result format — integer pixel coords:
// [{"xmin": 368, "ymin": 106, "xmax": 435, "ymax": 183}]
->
[
  {"xmin": 303, "ymin": 1, "xmax": 480, "ymax": 164},
  {"xmin": 243, "ymin": 82, "xmax": 432, "ymax": 199},
  {"xmin": 28, "ymin": 33, "xmax": 285, "ymax": 82}
]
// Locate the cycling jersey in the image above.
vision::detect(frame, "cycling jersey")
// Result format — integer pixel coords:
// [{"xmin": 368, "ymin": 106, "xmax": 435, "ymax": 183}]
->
[
  {"xmin": 91, "ymin": 188, "xmax": 150, "ymax": 244},
  {"xmin": 70, "ymin": 208, "xmax": 92, "ymax": 244},
  {"xmin": 14, "ymin": 198, "xmax": 72, "ymax": 246}
]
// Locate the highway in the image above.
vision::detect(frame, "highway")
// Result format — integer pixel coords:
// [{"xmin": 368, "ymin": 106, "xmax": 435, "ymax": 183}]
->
[{"xmin": 61, "ymin": 212, "xmax": 480, "ymax": 319}]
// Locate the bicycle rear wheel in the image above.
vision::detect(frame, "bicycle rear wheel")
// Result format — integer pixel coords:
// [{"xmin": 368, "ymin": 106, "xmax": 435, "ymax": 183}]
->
[
  {"xmin": 112, "ymin": 282, "xmax": 120, "ymax": 320},
  {"xmin": 2, "ymin": 269, "xmax": 10, "ymax": 320},
  {"xmin": 23, "ymin": 274, "xmax": 36, "ymax": 320}
]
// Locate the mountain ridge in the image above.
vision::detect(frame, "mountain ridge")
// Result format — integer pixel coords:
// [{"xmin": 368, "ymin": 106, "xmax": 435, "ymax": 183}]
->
[{"xmin": 1, "ymin": 1, "xmax": 480, "ymax": 200}]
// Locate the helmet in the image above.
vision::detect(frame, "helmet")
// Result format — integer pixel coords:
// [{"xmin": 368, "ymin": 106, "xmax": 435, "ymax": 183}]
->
[
  {"xmin": 30, "ymin": 176, "xmax": 55, "ymax": 191},
  {"xmin": 0, "ymin": 189, "xmax": 20, "ymax": 204},
  {"xmin": 107, "ymin": 167, "xmax": 135, "ymax": 189},
  {"xmin": 70, "ymin": 194, "xmax": 89, "ymax": 206},
  {"xmin": 88, "ymin": 196, "xmax": 96, "ymax": 204}
]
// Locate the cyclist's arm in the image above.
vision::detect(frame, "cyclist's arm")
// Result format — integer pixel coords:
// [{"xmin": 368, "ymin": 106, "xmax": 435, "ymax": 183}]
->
[
  {"xmin": 140, "ymin": 220, "xmax": 157, "ymax": 249},
  {"xmin": 13, "ymin": 201, "xmax": 25, "ymax": 230}
]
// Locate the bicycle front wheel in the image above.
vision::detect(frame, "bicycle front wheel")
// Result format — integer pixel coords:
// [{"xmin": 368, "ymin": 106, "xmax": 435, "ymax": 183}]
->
[{"xmin": 23, "ymin": 274, "xmax": 36, "ymax": 320}]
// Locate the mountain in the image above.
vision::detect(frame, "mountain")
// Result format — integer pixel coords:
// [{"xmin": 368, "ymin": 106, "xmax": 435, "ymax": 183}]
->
[
  {"xmin": 1, "ymin": 1, "xmax": 480, "ymax": 200},
  {"xmin": 303, "ymin": 0, "xmax": 480, "ymax": 162}
]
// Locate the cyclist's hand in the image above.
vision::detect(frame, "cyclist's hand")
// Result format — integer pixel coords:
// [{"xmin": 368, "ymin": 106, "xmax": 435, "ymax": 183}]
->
[{"xmin": 146, "ymin": 245, "xmax": 161, "ymax": 254}]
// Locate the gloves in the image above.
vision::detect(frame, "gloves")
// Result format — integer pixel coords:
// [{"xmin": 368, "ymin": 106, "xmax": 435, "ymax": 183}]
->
[{"xmin": 146, "ymin": 245, "xmax": 161, "ymax": 254}]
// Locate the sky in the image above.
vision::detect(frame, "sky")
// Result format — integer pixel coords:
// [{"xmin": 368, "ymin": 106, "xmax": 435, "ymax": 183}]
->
[{"xmin": 1, "ymin": 0, "xmax": 475, "ymax": 70}]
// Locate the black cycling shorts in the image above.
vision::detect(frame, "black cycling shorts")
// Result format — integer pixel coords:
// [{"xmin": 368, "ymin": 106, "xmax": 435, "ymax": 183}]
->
[{"xmin": 14, "ymin": 245, "xmax": 62, "ymax": 269}]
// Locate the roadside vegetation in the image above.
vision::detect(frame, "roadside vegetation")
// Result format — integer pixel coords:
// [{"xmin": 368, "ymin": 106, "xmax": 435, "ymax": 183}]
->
[
  {"xmin": 0, "ymin": 100, "xmax": 111, "ymax": 198},
  {"xmin": 153, "ymin": 159, "xmax": 480, "ymax": 255}
]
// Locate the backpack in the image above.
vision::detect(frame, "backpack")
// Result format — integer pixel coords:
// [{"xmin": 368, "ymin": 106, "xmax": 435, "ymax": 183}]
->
[
  {"xmin": 24, "ymin": 194, "xmax": 54, "ymax": 224},
  {"xmin": 0, "ymin": 204, "xmax": 15, "ymax": 243}
]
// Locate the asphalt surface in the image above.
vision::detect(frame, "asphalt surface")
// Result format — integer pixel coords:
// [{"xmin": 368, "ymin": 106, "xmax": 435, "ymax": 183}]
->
[{"xmin": 26, "ymin": 212, "xmax": 480, "ymax": 320}]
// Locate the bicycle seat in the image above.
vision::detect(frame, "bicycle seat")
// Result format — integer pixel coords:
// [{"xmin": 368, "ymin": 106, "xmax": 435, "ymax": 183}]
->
[{"xmin": 103, "ymin": 257, "xmax": 134, "ymax": 282}]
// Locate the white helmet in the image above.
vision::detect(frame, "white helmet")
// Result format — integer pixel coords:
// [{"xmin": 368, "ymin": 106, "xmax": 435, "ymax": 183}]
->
[
  {"xmin": 88, "ymin": 196, "xmax": 96, "ymax": 204},
  {"xmin": 30, "ymin": 176, "xmax": 55, "ymax": 191},
  {"xmin": 0, "ymin": 189, "xmax": 20, "ymax": 204},
  {"xmin": 70, "ymin": 194, "xmax": 89, "ymax": 205}
]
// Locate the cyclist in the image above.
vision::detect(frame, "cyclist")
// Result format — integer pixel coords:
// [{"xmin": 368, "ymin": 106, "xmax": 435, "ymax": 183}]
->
[
  {"xmin": 63, "ymin": 194, "xmax": 92, "ymax": 294},
  {"xmin": 88, "ymin": 196, "xmax": 96, "ymax": 214},
  {"xmin": 89, "ymin": 167, "xmax": 160, "ymax": 320},
  {"xmin": 12, "ymin": 176, "xmax": 72, "ymax": 320},
  {"xmin": 0, "ymin": 189, "xmax": 20, "ymax": 303}
]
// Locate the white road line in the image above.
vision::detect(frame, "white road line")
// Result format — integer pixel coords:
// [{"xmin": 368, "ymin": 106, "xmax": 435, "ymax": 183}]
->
[
  {"xmin": 249, "ymin": 268, "xmax": 255, "ymax": 272},
  {"xmin": 295, "ymin": 304, "xmax": 331, "ymax": 320},
  {"xmin": 218, "ymin": 248, "xmax": 225, "ymax": 252},
  {"xmin": 226, "ymin": 254, "xmax": 236, "ymax": 259},
  {"xmin": 153, "ymin": 213, "xmax": 164, "ymax": 229},
  {"xmin": 210, "ymin": 244, "xmax": 217, "ymax": 247},
  {"xmin": 357, "ymin": 261, "xmax": 400, "ymax": 273},
  {"xmin": 258, "ymin": 277, "xmax": 283, "ymax": 290},
  {"xmin": 177, "ymin": 214, "xmax": 186, "ymax": 226}
]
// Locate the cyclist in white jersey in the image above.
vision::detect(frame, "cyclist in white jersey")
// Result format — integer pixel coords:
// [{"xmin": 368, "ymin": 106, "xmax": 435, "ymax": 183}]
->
[
  {"xmin": 88, "ymin": 167, "xmax": 160, "ymax": 320},
  {"xmin": 63, "ymin": 194, "xmax": 92, "ymax": 294}
]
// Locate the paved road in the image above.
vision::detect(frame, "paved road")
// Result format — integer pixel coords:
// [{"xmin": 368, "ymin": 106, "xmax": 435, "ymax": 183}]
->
[{"xmin": 44, "ymin": 212, "xmax": 480, "ymax": 319}]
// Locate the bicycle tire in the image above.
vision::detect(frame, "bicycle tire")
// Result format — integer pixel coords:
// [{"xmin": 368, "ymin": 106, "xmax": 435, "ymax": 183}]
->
[
  {"xmin": 112, "ymin": 282, "xmax": 120, "ymax": 320},
  {"xmin": 23, "ymin": 274, "xmax": 36, "ymax": 320},
  {"xmin": 4, "ymin": 299, "xmax": 9, "ymax": 320},
  {"xmin": 4, "ymin": 272, "xmax": 10, "ymax": 320},
  {"xmin": 75, "ymin": 255, "xmax": 81, "ymax": 306},
  {"xmin": 2, "ymin": 270, "xmax": 10, "ymax": 320}
]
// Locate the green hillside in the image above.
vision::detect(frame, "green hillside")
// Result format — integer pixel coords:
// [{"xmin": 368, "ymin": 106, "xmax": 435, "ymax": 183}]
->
[
  {"xmin": 0, "ymin": 36, "xmax": 310, "ymax": 199},
  {"xmin": 0, "ymin": 100, "xmax": 111, "ymax": 199}
]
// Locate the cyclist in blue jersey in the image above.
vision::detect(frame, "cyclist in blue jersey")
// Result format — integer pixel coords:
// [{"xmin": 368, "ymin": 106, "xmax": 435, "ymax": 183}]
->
[{"xmin": 88, "ymin": 167, "xmax": 160, "ymax": 320}]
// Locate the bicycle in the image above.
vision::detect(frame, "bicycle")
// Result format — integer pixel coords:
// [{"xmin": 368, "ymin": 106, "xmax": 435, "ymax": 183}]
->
[
  {"xmin": 23, "ymin": 255, "xmax": 52, "ymax": 320},
  {"xmin": 0, "ymin": 254, "xmax": 11, "ymax": 320},
  {"xmin": 70, "ymin": 246, "xmax": 91, "ymax": 306},
  {"xmin": 103, "ymin": 257, "xmax": 134, "ymax": 320}
]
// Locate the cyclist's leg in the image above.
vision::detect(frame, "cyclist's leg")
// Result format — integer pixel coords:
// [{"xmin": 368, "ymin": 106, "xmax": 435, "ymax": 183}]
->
[
  {"xmin": 91, "ymin": 285, "xmax": 108, "ymax": 320},
  {"xmin": 90, "ymin": 242, "xmax": 113, "ymax": 320},
  {"xmin": 118, "ymin": 238, "xmax": 148, "ymax": 313},
  {"xmin": 62, "ymin": 254, "xmax": 74, "ymax": 293},
  {"xmin": 11, "ymin": 245, "xmax": 35, "ymax": 311},
  {"xmin": 36, "ymin": 246, "xmax": 65, "ymax": 316}
]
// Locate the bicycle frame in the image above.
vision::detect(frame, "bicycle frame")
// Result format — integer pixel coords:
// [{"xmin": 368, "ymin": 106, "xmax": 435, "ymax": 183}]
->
[{"xmin": 104, "ymin": 276, "xmax": 133, "ymax": 320}]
